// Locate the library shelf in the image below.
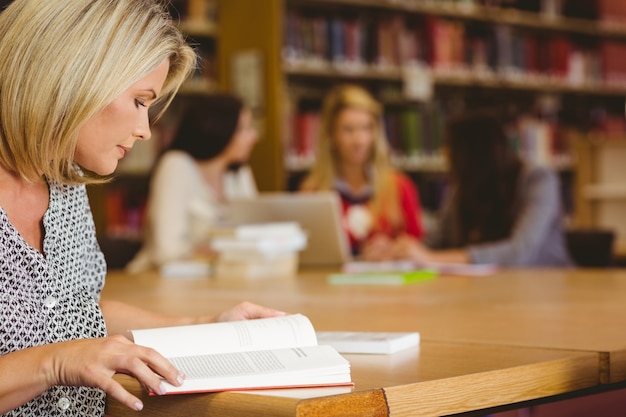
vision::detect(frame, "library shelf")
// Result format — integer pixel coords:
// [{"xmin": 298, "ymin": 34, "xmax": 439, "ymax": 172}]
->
[{"xmin": 288, "ymin": 0, "xmax": 626, "ymax": 40}]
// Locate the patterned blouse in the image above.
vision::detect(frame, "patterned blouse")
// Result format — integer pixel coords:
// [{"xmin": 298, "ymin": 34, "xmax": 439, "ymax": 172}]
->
[{"xmin": 0, "ymin": 181, "xmax": 107, "ymax": 416}]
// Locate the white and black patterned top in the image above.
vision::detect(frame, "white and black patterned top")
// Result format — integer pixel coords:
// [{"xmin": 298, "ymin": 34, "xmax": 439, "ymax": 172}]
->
[{"xmin": 0, "ymin": 181, "xmax": 108, "ymax": 416}]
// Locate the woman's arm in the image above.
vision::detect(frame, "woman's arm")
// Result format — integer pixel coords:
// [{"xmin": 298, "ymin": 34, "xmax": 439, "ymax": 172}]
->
[
  {"xmin": 467, "ymin": 167, "xmax": 561, "ymax": 266},
  {"xmin": 0, "ymin": 300, "xmax": 285, "ymax": 413},
  {"xmin": 100, "ymin": 300, "xmax": 286, "ymax": 336},
  {"xmin": 0, "ymin": 336, "xmax": 183, "ymax": 414},
  {"xmin": 392, "ymin": 236, "xmax": 471, "ymax": 264},
  {"xmin": 148, "ymin": 153, "xmax": 196, "ymax": 263}
]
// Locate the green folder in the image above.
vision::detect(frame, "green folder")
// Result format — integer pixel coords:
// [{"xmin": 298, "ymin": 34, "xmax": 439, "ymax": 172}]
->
[{"xmin": 328, "ymin": 270, "xmax": 437, "ymax": 285}]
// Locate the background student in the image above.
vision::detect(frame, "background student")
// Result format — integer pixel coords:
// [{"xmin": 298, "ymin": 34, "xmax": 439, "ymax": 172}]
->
[
  {"xmin": 127, "ymin": 93, "xmax": 259, "ymax": 273},
  {"xmin": 299, "ymin": 84, "xmax": 424, "ymax": 261},
  {"xmin": 392, "ymin": 110, "xmax": 573, "ymax": 266},
  {"xmin": 0, "ymin": 1, "xmax": 281, "ymax": 415}
]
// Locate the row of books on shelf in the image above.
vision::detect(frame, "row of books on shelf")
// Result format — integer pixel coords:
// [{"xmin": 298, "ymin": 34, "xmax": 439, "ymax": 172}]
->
[
  {"xmin": 390, "ymin": 0, "xmax": 626, "ymax": 22},
  {"xmin": 284, "ymin": 11, "xmax": 626, "ymax": 88},
  {"xmin": 285, "ymin": 105, "xmax": 573, "ymax": 171}
]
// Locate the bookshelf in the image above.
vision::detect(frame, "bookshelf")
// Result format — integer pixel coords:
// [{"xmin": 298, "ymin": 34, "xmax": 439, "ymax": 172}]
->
[
  {"xmin": 285, "ymin": 0, "xmax": 626, "ymax": 39},
  {"xmin": 90, "ymin": 0, "xmax": 626, "ymax": 253},
  {"xmin": 219, "ymin": 0, "xmax": 626, "ymax": 203},
  {"xmin": 572, "ymin": 133, "xmax": 626, "ymax": 255},
  {"xmin": 213, "ymin": 0, "xmax": 626, "ymax": 259}
]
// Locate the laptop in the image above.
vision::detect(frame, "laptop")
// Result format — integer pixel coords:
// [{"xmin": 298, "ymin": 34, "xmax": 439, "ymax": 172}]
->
[{"xmin": 226, "ymin": 192, "xmax": 351, "ymax": 267}]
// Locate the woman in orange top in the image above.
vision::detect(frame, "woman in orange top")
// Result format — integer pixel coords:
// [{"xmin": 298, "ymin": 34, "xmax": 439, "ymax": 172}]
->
[{"xmin": 300, "ymin": 84, "xmax": 424, "ymax": 261}]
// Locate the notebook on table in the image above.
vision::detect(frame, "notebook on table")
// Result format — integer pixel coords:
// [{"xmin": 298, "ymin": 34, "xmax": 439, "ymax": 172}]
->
[{"xmin": 226, "ymin": 192, "xmax": 350, "ymax": 267}]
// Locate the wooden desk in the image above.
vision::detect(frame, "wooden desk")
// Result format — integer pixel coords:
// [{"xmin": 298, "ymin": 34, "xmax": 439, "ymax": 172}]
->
[
  {"xmin": 102, "ymin": 269, "xmax": 626, "ymax": 416},
  {"xmin": 106, "ymin": 342, "xmax": 597, "ymax": 417}
]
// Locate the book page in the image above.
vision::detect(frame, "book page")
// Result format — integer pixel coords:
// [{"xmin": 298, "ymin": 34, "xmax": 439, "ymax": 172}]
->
[
  {"xmin": 162, "ymin": 345, "xmax": 351, "ymax": 394},
  {"xmin": 132, "ymin": 314, "xmax": 318, "ymax": 358}
]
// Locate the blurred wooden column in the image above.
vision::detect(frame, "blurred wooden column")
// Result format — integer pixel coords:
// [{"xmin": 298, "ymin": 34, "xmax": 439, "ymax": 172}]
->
[{"xmin": 218, "ymin": 0, "xmax": 286, "ymax": 191}]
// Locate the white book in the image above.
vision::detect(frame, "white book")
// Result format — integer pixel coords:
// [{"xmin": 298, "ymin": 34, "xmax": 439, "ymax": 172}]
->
[
  {"xmin": 343, "ymin": 260, "xmax": 498, "ymax": 277},
  {"xmin": 235, "ymin": 222, "xmax": 303, "ymax": 239},
  {"xmin": 315, "ymin": 331, "xmax": 420, "ymax": 355},
  {"xmin": 211, "ymin": 233, "xmax": 307, "ymax": 256},
  {"xmin": 131, "ymin": 314, "xmax": 352, "ymax": 394}
]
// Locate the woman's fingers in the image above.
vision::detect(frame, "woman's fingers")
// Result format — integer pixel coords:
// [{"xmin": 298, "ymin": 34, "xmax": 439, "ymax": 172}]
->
[
  {"xmin": 53, "ymin": 336, "xmax": 185, "ymax": 410},
  {"xmin": 97, "ymin": 374, "xmax": 144, "ymax": 411},
  {"xmin": 215, "ymin": 301, "xmax": 286, "ymax": 322},
  {"xmin": 120, "ymin": 345, "xmax": 184, "ymax": 396}
]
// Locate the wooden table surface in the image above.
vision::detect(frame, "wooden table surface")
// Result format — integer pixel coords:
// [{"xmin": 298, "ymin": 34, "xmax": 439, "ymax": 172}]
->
[
  {"xmin": 106, "ymin": 342, "xmax": 597, "ymax": 417},
  {"xmin": 102, "ymin": 268, "xmax": 626, "ymax": 416}
]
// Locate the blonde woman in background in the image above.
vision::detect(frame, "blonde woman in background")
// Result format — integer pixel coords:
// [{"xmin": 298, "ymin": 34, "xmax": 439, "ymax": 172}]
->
[
  {"xmin": 0, "ymin": 1, "xmax": 281, "ymax": 415},
  {"xmin": 300, "ymin": 84, "xmax": 424, "ymax": 260}
]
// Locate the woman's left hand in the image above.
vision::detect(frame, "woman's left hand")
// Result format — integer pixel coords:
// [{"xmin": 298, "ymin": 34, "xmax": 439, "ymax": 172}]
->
[
  {"xmin": 391, "ymin": 235, "xmax": 433, "ymax": 262},
  {"xmin": 212, "ymin": 301, "xmax": 287, "ymax": 323}
]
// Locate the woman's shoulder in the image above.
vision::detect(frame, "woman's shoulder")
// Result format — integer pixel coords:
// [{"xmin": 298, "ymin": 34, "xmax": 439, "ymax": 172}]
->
[
  {"xmin": 158, "ymin": 150, "xmax": 194, "ymax": 166},
  {"xmin": 520, "ymin": 163, "xmax": 558, "ymax": 185},
  {"xmin": 154, "ymin": 150, "xmax": 197, "ymax": 174},
  {"xmin": 517, "ymin": 163, "xmax": 560, "ymax": 202},
  {"xmin": 389, "ymin": 170, "xmax": 416, "ymax": 190}
]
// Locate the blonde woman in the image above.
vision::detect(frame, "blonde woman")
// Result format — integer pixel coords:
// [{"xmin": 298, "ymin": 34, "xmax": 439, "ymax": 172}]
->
[
  {"xmin": 0, "ymin": 1, "xmax": 282, "ymax": 415},
  {"xmin": 300, "ymin": 84, "xmax": 424, "ymax": 260}
]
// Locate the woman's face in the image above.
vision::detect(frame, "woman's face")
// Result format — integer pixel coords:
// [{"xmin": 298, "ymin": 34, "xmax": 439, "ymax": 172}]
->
[
  {"xmin": 222, "ymin": 108, "xmax": 258, "ymax": 163},
  {"xmin": 332, "ymin": 107, "xmax": 376, "ymax": 167},
  {"xmin": 74, "ymin": 59, "xmax": 170, "ymax": 175}
]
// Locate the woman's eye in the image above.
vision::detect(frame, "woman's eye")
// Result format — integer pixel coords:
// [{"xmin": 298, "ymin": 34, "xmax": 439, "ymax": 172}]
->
[{"xmin": 135, "ymin": 99, "xmax": 147, "ymax": 108}]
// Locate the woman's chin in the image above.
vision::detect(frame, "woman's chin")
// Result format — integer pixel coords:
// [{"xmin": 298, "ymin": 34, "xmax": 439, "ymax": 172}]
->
[{"xmin": 89, "ymin": 161, "xmax": 118, "ymax": 177}]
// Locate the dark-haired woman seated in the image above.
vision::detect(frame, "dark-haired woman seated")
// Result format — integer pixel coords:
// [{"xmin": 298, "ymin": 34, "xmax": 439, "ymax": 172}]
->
[
  {"xmin": 128, "ymin": 93, "xmax": 259, "ymax": 272},
  {"xmin": 393, "ymin": 110, "xmax": 573, "ymax": 267}
]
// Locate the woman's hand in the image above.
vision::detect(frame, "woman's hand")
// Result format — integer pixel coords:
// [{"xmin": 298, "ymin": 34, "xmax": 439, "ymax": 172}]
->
[
  {"xmin": 391, "ymin": 236, "xmax": 471, "ymax": 264},
  {"xmin": 391, "ymin": 235, "xmax": 433, "ymax": 262},
  {"xmin": 49, "ymin": 335, "xmax": 184, "ymax": 411},
  {"xmin": 212, "ymin": 301, "xmax": 286, "ymax": 323},
  {"xmin": 361, "ymin": 234, "xmax": 395, "ymax": 261}
]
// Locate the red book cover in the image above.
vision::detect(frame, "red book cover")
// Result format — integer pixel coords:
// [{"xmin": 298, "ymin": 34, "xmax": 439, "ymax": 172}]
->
[
  {"xmin": 524, "ymin": 34, "xmax": 538, "ymax": 74},
  {"xmin": 535, "ymin": 34, "xmax": 551, "ymax": 74},
  {"xmin": 550, "ymin": 36, "xmax": 571, "ymax": 78},
  {"xmin": 598, "ymin": 0, "xmax": 626, "ymax": 24},
  {"xmin": 424, "ymin": 16, "xmax": 439, "ymax": 67},
  {"xmin": 295, "ymin": 112, "xmax": 320, "ymax": 157},
  {"xmin": 376, "ymin": 17, "xmax": 393, "ymax": 67},
  {"xmin": 600, "ymin": 41, "xmax": 626, "ymax": 83}
]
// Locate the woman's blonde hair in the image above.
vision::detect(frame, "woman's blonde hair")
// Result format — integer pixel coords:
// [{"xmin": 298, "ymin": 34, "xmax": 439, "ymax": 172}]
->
[
  {"xmin": 302, "ymin": 84, "xmax": 402, "ymax": 228},
  {"xmin": 0, "ymin": 0, "xmax": 196, "ymax": 184}
]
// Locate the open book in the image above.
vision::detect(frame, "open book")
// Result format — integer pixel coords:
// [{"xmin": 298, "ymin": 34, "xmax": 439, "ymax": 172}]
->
[{"xmin": 131, "ymin": 314, "xmax": 352, "ymax": 394}]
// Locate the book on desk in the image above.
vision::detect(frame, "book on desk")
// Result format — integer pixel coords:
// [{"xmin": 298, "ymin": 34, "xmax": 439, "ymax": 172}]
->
[
  {"xmin": 316, "ymin": 331, "xmax": 420, "ymax": 354},
  {"xmin": 343, "ymin": 260, "xmax": 498, "ymax": 277},
  {"xmin": 131, "ymin": 314, "xmax": 352, "ymax": 394}
]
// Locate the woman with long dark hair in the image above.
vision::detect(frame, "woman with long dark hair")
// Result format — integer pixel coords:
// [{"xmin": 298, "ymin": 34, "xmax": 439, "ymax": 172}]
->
[
  {"xmin": 128, "ymin": 93, "xmax": 259, "ymax": 272},
  {"xmin": 394, "ymin": 110, "xmax": 573, "ymax": 266}
]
